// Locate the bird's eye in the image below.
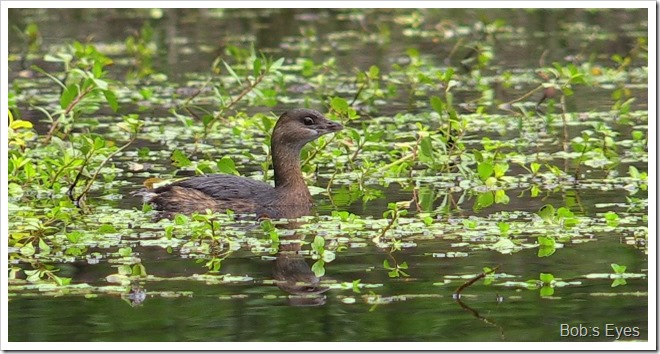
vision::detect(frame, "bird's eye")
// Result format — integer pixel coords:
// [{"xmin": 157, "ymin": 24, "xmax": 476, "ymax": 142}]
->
[{"xmin": 303, "ymin": 116, "xmax": 315, "ymax": 126}]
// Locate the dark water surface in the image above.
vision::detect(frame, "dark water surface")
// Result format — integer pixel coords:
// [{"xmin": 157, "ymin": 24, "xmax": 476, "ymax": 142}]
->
[
  {"xmin": 7, "ymin": 8, "xmax": 649, "ymax": 343},
  {"xmin": 9, "ymin": 234, "xmax": 647, "ymax": 342}
]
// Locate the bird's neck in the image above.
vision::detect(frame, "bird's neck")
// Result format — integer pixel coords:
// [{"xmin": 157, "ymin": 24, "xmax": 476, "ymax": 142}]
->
[{"xmin": 272, "ymin": 144, "xmax": 308, "ymax": 192}]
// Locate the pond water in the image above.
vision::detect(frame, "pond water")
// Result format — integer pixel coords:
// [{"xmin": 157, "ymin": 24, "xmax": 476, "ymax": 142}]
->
[{"xmin": 6, "ymin": 8, "xmax": 650, "ymax": 345}]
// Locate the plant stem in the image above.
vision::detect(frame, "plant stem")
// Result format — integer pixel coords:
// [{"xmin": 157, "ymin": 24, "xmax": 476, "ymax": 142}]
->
[
  {"xmin": 67, "ymin": 153, "xmax": 92, "ymax": 203},
  {"xmin": 377, "ymin": 153, "xmax": 414, "ymax": 173},
  {"xmin": 502, "ymin": 84, "xmax": 544, "ymax": 107},
  {"xmin": 75, "ymin": 135, "xmax": 137, "ymax": 208},
  {"xmin": 212, "ymin": 72, "xmax": 266, "ymax": 123},
  {"xmin": 44, "ymin": 85, "xmax": 95, "ymax": 144},
  {"xmin": 454, "ymin": 264, "xmax": 500, "ymax": 296},
  {"xmin": 349, "ymin": 76, "xmax": 367, "ymax": 106},
  {"xmin": 64, "ymin": 85, "xmax": 94, "ymax": 115},
  {"xmin": 302, "ymin": 134, "xmax": 338, "ymax": 166}
]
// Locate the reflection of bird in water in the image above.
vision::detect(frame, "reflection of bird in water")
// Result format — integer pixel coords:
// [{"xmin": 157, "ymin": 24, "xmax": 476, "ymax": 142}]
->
[
  {"xmin": 273, "ymin": 233, "xmax": 330, "ymax": 306},
  {"xmin": 134, "ymin": 109, "xmax": 343, "ymax": 219},
  {"xmin": 252, "ymin": 181, "xmax": 330, "ymax": 306}
]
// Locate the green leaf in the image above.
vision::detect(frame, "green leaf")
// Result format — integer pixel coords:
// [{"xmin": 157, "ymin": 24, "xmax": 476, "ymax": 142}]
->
[
  {"xmin": 53, "ymin": 275, "xmax": 72, "ymax": 286},
  {"xmin": 383, "ymin": 259, "xmax": 392, "ymax": 269},
  {"xmin": 611, "ymin": 278, "xmax": 627, "ymax": 287},
  {"xmin": 174, "ymin": 214, "xmax": 188, "ymax": 225},
  {"xmin": 422, "ymin": 216, "xmax": 433, "ymax": 226},
  {"xmin": 490, "ymin": 237, "xmax": 516, "ymax": 253},
  {"xmin": 631, "ymin": 131, "xmax": 644, "ymax": 141},
  {"xmin": 171, "ymin": 150, "xmax": 191, "ymax": 167},
  {"xmin": 139, "ymin": 87, "xmax": 153, "ymax": 99},
  {"xmin": 443, "ymin": 68, "xmax": 455, "ymax": 81},
  {"xmin": 164, "ymin": 225, "xmax": 174, "ymax": 239},
  {"xmin": 60, "ymin": 84, "xmax": 78, "ymax": 109},
  {"xmin": 493, "ymin": 163, "xmax": 508, "ymax": 178},
  {"xmin": 118, "ymin": 247, "xmax": 132, "ymax": 257},
  {"xmin": 352, "ymin": 279, "xmax": 361, "ymax": 293},
  {"xmin": 269, "ymin": 57, "xmax": 284, "ymax": 71},
  {"xmin": 419, "ymin": 136, "xmax": 433, "ymax": 162},
  {"xmin": 538, "ymin": 204, "xmax": 555, "ymax": 222},
  {"xmin": 611, "ymin": 263, "xmax": 627, "ymax": 274},
  {"xmin": 530, "ymin": 185, "xmax": 540, "ymax": 198},
  {"xmin": 368, "ymin": 65, "xmax": 380, "ymax": 78},
  {"xmin": 540, "ymin": 286, "xmax": 555, "ymax": 296},
  {"xmin": 66, "ymin": 247, "xmax": 84, "ymax": 257},
  {"xmin": 269, "ymin": 230, "xmax": 279, "ymax": 243},
  {"xmin": 311, "ymin": 260, "xmax": 325, "ymax": 277},
  {"xmin": 322, "ymin": 250, "xmax": 336, "ymax": 263},
  {"xmin": 38, "ymin": 238, "xmax": 51, "ymax": 253},
  {"xmin": 477, "ymin": 162, "xmax": 494, "ymax": 181},
  {"xmin": 537, "ymin": 236, "xmax": 556, "ymax": 257},
  {"xmin": 463, "ymin": 219, "xmax": 477, "ymax": 229},
  {"xmin": 44, "ymin": 54, "xmax": 65, "ymax": 62},
  {"xmin": 472, "ymin": 149, "xmax": 484, "ymax": 162},
  {"xmin": 93, "ymin": 136, "xmax": 105, "ymax": 150},
  {"xmin": 142, "ymin": 203, "xmax": 153, "ymax": 213},
  {"xmin": 331, "ymin": 97, "xmax": 349, "ymax": 113},
  {"xmin": 537, "ymin": 246, "xmax": 556, "ymax": 257},
  {"xmin": 92, "ymin": 60, "xmax": 104, "ymax": 77},
  {"xmin": 10, "ymin": 119, "xmax": 33, "ymax": 130},
  {"xmin": 222, "ymin": 60, "xmax": 242, "ymax": 84},
  {"xmin": 569, "ymin": 74, "xmax": 586, "ymax": 85},
  {"xmin": 8, "ymin": 183, "xmax": 24, "ymax": 198},
  {"xmin": 571, "ymin": 142, "xmax": 586, "ymax": 153},
  {"xmin": 475, "ymin": 191, "xmax": 494, "ymax": 210},
  {"xmin": 92, "ymin": 78, "xmax": 108, "ymax": 90},
  {"xmin": 66, "ymin": 231, "xmax": 83, "ymax": 243},
  {"xmin": 494, "ymin": 189, "xmax": 509, "ymax": 204},
  {"xmin": 556, "ymin": 207, "xmax": 573, "ymax": 218},
  {"xmin": 259, "ymin": 219, "xmax": 275, "ymax": 232},
  {"xmin": 103, "ymin": 90, "xmax": 119, "ymax": 112},
  {"xmin": 497, "ymin": 221, "xmax": 509, "ymax": 235},
  {"xmin": 25, "ymin": 269, "xmax": 41, "ymax": 282},
  {"xmin": 538, "ymin": 236, "xmax": 555, "ymax": 247},
  {"xmin": 98, "ymin": 224, "xmax": 117, "ymax": 233},
  {"xmin": 313, "ymin": 235, "xmax": 325, "ymax": 252},
  {"xmin": 132, "ymin": 264, "xmax": 147, "ymax": 276},
  {"xmin": 628, "ymin": 165, "xmax": 640, "ymax": 178},
  {"xmin": 197, "ymin": 114, "xmax": 212, "ymax": 129},
  {"xmin": 530, "ymin": 162, "xmax": 541, "ymax": 174},
  {"xmin": 217, "ymin": 156, "xmax": 239, "ymax": 175},
  {"xmin": 301, "ymin": 58, "xmax": 315, "ymax": 76},
  {"xmin": 557, "ymin": 208, "xmax": 578, "ymax": 227},
  {"xmin": 118, "ymin": 265, "xmax": 132, "ymax": 275},
  {"xmin": 430, "ymin": 96, "xmax": 444, "ymax": 114},
  {"xmin": 253, "ymin": 57, "xmax": 263, "ymax": 77},
  {"xmin": 406, "ymin": 48, "xmax": 419, "ymax": 58},
  {"xmin": 539, "ymin": 273, "xmax": 554, "ymax": 283},
  {"xmin": 604, "ymin": 211, "xmax": 619, "ymax": 226}
]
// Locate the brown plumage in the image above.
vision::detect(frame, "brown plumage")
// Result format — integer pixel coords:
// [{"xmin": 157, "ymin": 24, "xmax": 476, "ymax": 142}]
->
[{"xmin": 140, "ymin": 108, "xmax": 343, "ymax": 217}]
